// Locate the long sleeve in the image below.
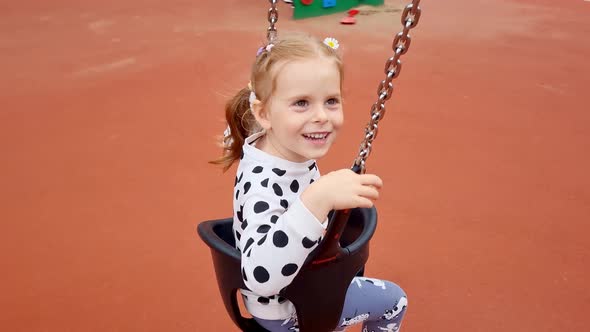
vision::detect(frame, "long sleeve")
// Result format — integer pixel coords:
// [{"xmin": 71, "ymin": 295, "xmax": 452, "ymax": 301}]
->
[{"xmin": 239, "ymin": 194, "xmax": 325, "ymax": 296}]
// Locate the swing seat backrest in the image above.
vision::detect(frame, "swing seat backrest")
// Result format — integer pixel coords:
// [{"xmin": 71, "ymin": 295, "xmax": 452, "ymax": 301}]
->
[{"xmin": 197, "ymin": 207, "xmax": 377, "ymax": 332}]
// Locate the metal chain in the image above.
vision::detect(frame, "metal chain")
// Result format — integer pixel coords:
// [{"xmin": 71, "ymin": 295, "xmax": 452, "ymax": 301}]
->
[
  {"xmin": 353, "ymin": 0, "xmax": 422, "ymax": 173},
  {"xmin": 267, "ymin": 0, "xmax": 279, "ymax": 44}
]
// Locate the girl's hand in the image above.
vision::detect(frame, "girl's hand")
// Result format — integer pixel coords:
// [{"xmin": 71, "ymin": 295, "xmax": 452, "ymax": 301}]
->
[{"xmin": 300, "ymin": 169, "xmax": 383, "ymax": 222}]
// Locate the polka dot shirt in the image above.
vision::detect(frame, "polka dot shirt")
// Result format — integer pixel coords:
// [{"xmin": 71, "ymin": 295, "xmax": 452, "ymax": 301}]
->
[{"xmin": 233, "ymin": 132, "xmax": 327, "ymax": 320}]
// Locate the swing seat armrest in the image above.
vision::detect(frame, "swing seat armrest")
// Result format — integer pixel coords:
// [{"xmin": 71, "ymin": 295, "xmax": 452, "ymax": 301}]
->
[
  {"xmin": 344, "ymin": 207, "xmax": 378, "ymax": 255},
  {"xmin": 197, "ymin": 218, "xmax": 241, "ymax": 261}
]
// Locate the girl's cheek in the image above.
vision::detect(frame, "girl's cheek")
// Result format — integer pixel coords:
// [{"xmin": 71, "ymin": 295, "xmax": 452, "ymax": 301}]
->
[{"xmin": 334, "ymin": 112, "xmax": 344, "ymax": 127}]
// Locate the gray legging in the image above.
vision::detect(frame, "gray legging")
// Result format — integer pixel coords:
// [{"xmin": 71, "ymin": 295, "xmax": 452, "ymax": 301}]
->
[{"xmin": 254, "ymin": 277, "xmax": 408, "ymax": 332}]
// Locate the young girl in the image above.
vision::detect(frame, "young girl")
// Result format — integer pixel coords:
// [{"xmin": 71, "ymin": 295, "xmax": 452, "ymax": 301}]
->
[{"xmin": 212, "ymin": 33, "xmax": 408, "ymax": 332}]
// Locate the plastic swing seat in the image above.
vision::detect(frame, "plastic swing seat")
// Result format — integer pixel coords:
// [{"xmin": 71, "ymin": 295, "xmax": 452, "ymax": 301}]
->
[{"xmin": 197, "ymin": 206, "xmax": 377, "ymax": 332}]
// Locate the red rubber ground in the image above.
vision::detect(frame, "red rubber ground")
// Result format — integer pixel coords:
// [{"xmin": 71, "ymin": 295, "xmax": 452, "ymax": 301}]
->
[{"xmin": 1, "ymin": 0, "xmax": 589, "ymax": 331}]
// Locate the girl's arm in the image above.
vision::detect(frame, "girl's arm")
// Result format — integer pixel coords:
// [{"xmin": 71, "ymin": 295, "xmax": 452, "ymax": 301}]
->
[
  {"xmin": 239, "ymin": 194, "xmax": 326, "ymax": 297},
  {"xmin": 239, "ymin": 169, "xmax": 382, "ymax": 296}
]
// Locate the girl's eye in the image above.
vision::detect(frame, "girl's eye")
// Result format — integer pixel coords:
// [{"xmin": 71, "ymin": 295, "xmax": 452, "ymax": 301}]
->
[
  {"xmin": 294, "ymin": 100, "xmax": 308, "ymax": 107},
  {"xmin": 326, "ymin": 98, "xmax": 340, "ymax": 106}
]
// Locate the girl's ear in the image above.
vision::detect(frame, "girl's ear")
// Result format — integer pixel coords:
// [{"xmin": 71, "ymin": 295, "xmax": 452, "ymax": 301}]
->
[{"xmin": 251, "ymin": 100, "xmax": 271, "ymax": 131}]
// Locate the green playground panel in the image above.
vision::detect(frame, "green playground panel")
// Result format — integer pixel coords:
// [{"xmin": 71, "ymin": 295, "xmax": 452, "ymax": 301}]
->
[{"xmin": 293, "ymin": 0, "xmax": 384, "ymax": 20}]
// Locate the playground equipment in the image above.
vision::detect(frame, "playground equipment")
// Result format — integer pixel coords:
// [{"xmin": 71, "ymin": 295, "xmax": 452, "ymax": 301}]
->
[
  {"xmin": 293, "ymin": 0, "xmax": 384, "ymax": 20},
  {"xmin": 340, "ymin": 8, "xmax": 360, "ymax": 25},
  {"xmin": 198, "ymin": 0, "xmax": 422, "ymax": 331}
]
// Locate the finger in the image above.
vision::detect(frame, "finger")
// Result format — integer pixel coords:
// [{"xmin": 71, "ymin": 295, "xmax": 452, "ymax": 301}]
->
[
  {"xmin": 359, "ymin": 174, "xmax": 383, "ymax": 188},
  {"xmin": 357, "ymin": 186, "xmax": 380, "ymax": 200},
  {"xmin": 355, "ymin": 196, "xmax": 375, "ymax": 209}
]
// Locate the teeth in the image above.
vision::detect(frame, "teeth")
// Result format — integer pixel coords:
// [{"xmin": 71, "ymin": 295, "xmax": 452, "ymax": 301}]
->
[{"xmin": 304, "ymin": 133, "xmax": 328, "ymax": 139}]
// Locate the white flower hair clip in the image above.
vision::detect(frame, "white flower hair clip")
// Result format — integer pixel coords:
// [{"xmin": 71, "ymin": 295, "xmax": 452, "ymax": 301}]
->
[{"xmin": 323, "ymin": 37, "xmax": 340, "ymax": 50}]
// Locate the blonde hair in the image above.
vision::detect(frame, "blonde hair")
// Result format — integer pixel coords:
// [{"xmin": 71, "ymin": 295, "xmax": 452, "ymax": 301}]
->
[{"xmin": 210, "ymin": 33, "xmax": 344, "ymax": 171}]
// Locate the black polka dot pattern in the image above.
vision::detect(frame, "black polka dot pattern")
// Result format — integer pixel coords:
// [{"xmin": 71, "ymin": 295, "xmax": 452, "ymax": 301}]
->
[
  {"xmin": 254, "ymin": 201, "xmax": 269, "ymax": 213},
  {"xmin": 242, "ymin": 267, "xmax": 247, "ymax": 281},
  {"xmin": 244, "ymin": 238, "xmax": 254, "ymax": 252},
  {"xmin": 302, "ymin": 237, "xmax": 316, "ymax": 249},
  {"xmin": 273, "ymin": 231, "xmax": 289, "ymax": 247},
  {"xmin": 257, "ymin": 225, "xmax": 271, "ymax": 233},
  {"xmin": 243, "ymin": 182, "xmax": 251, "ymax": 195},
  {"xmin": 235, "ymin": 190, "xmax": 240, "ymax": 200},
  {"xmin": 257, "ymin": 234, "xmax": 268, "ymax": 245},
  {"xmin": 237, "ymin": 206, "xmax": 243, "ymax": 222},
  {"xmin": 308, "ymin": 162, "xmax": 316, "ymax": 171},
  {"xmin": 281, "ymin": 263, "xmax": 298, "ymax": 276},
  {"xmin": 235, "ymin": 231, "xmax": 241, "ymax": 241},
  {"xmin": 280, "ymin": 199, "xmax": 288, "ymax": 209},
  {"xmin": 257, "ymin": 297, "xmax": 270, "ymax": 304},
  {"xmin": 235, "ymin": 172, "xmax": 243, "ymax": 186},
  {"xmin": 261, "ymin": 178, "xmax": 269, "ymax": 188},
  {"xmin": 270, "ymin": 215, "xmax": 278, "ymax": 224},
  {"xmin": 290, "ymin": 180, "xmax": 299, "ymax": 193},
  {"xmin": 272, "ymin": 168, "xmax": 286, "ymax": 176},
  {"xmin": 253, "ymin": 266, "xmax": 270, "ymax": 283},
  {"xmin": 272, "ymin": 183, "xmax": 283, "ymax": 197},
  {"xmin": 252, "ymin": 166, "xmax": 264, "ymax": 173},
  {"xmin": 241, "ymin": 219, "xmax": 248, "ymax": 230}
]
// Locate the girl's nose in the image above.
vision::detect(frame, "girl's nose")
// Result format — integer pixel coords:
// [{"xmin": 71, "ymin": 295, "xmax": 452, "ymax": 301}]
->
[{"xmin": 312, "ymin": 105, "xmax": 329, "ymax": 123}]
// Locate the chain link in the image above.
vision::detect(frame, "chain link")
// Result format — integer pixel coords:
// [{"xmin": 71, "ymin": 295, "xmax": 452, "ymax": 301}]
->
[
  {"xmin": 267, "ymin": 0, "xmax": 279, "ymax": 44},
  {"xmin": 353, "ymin": 0, "xmax": 421, "ymax": 173}
]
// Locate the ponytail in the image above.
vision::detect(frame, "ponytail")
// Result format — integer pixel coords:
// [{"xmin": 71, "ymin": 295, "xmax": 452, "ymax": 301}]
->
[{"xmin": 210, "ymin": 88, "xmax": 259, "ymax": 171}]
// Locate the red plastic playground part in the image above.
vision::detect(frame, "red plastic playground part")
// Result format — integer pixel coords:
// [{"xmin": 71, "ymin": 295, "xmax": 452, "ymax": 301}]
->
[
  {"xmin": 340, "ymin": 7, "xmax": 360, "ymax": 25},
  {"xmin": 340, "ymin": 16, "xmax": 356, "ymax": 24}
]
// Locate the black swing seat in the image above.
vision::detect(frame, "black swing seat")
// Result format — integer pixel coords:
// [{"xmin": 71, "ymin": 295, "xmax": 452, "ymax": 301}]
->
[{"xmin": 197, "ymin": 206, "xmax": 377, "ymax": 332}]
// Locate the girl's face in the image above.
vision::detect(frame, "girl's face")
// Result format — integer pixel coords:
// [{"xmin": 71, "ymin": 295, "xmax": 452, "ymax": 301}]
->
[{"xmin": 258, "ymin": 56, "xmax": 343, "ymax": 163}]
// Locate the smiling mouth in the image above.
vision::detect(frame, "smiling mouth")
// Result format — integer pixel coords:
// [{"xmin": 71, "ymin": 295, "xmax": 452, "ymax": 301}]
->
[{"xmin": 302, "ymin": 132, "xmax": 330, "ymax": 140}]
